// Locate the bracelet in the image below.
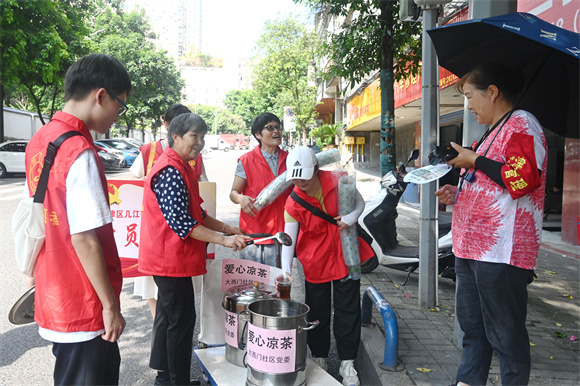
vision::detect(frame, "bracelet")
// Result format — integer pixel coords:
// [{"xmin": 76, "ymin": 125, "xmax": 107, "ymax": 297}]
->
[{"xmin": 221, "ymin": 223, "xmax": 226, "ymax": 233}]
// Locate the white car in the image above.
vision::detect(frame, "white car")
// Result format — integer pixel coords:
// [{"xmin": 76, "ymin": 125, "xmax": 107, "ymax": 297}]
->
[{"xmin": 0, "ymin": 140, "xmax": 28, "ymax": 178}]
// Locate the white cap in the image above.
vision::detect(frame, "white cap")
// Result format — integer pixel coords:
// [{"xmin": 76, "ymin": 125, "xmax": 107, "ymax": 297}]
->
[{"xmin": 286, "ymin": 146, "xmax": 318, "ymax": 181}]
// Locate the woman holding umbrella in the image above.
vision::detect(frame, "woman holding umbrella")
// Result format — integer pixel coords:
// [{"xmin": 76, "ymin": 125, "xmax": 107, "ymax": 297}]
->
[{"xmin": 436, "ymin": 63, "xmax": 547, "ymax": 386}]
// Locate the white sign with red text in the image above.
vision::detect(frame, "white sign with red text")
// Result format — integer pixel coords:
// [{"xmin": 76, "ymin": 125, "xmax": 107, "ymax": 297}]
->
[{"xmin": 247, "ymin": 323, "xmax": 296, "ymax": 374}]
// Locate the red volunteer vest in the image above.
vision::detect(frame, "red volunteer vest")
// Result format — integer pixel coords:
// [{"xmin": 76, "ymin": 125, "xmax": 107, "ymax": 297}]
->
[
  {"xmin": 239, "ymin": 146, "xmax": 291, "ymax": 235},
  {"xmin": 25, "ymin": 111, "xmax": 122, "ymax": 332},
  {"xmin": 285, "ymin": 170, "xmax": 374, "ymax": 283},
  {"xmin": 141, "ymin": 140, "xmax": 204, "ymax": 180},
  {"xmin": 138, "ymin": 147, "xmax": 207, "ymax": 277}
]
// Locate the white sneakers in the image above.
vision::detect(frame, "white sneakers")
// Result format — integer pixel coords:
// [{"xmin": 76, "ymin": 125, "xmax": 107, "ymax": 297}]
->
[
  {"xmin": 312, "ymin": 356, "xmax": 328, "ymax": 371},
  {"xmin": 339, "ymin": 360, "xmax": 360, "ymax": 386}
]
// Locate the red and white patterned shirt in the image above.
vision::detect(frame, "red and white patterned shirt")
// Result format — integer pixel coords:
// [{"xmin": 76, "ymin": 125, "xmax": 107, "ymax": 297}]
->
[{"xmin": 452, "ymin": 110, "xmax": 547, "ymax": 270}]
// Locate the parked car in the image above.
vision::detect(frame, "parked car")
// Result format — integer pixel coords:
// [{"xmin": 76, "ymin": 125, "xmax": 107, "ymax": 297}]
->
[
  {"xmin": 95, "ymin": 138, "xmax": 140, "ymax": 154},
  {"xmin": 0, "ymin": 140, "xmax": 28, "ymax": 178},
  {"xmin": 95, "ymin": 141, "xmax": 136, "ymax": 167},
  {"xmin": 97, "ymin": 150, "xmax": 118, "ymax": 170},
  {"xmin": 122, "ymin": 137, "xmax": 145, "ymax": 147}
]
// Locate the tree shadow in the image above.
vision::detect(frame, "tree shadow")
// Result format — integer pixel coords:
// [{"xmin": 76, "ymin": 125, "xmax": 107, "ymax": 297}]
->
[{"xmin": 0, "ymin": 322, "xmax": 50, "ymax": 367}]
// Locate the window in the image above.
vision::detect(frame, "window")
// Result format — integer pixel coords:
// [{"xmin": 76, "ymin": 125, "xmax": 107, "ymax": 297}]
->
[{"xmin": 1, "ymin": 142, "xmax": 27, "ymax": 152}]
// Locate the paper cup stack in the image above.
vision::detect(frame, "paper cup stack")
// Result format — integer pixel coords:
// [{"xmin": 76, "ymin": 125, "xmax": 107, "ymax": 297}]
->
[{"xmin": 337, "ymin": 172, "xmax": 361, "ymax": 280}]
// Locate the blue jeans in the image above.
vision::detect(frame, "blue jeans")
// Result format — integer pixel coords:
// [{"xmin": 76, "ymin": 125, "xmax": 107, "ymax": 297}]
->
[{"xmin": 455, "ymin": 257, "xmax": 533, "ymax": 385}]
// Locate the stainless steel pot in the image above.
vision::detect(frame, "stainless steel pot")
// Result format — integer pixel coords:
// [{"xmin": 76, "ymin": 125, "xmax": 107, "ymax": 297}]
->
[
  {"xmin": 242, "ymin": 299, "xmax": 319, "ymax": 386},
  {"xmin": 222, "ymin": 281, "xmax": 278, "ymax": 367}
]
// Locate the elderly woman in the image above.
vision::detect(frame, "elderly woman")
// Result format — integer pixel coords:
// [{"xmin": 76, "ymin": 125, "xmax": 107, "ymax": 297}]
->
[
  {"xmin": 132, "ymin": 104, "xmax": 209, "ymax": 319},
  {"xmin": 230, "ymin": 112, "xmax": 291, "ymax": 264},
  {"xmin": 436, "ymin": 63, "xmax": 547, "ymax": 386},
  {"xmin": 139, "ymin": 113, "xmax": 250, "ymax": 385}
]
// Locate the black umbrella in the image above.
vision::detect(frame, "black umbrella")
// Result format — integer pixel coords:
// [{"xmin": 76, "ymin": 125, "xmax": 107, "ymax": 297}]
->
[{"xmin": 428, "ymin": 12, "xmax": 580, "ymax": 138}]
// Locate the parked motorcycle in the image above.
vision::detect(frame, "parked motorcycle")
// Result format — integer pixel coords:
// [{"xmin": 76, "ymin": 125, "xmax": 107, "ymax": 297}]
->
[{"xmin": 359, "ymin": 150, "xmax": 456, "ymax": 285}]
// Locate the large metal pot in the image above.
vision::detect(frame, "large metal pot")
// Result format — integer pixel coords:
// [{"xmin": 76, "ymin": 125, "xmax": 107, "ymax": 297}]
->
[
  {"xmin": 222, "ymin": 281, "xmax": 278, "ymax": 367},
  {"xmin": 243, "ymin": 299, "xmax": 319, "ymax": 386}
]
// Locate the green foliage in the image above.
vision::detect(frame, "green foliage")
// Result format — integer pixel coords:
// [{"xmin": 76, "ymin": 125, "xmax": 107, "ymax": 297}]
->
[
  {"xmin": 297, "ymin": 0, "xmax": 422, "ymax": 87},
  {"xmin": 251, "ymin": 17, "xmax": 323, "ymax": 144},
  {"xmin": 91, "ymin": 7, "xmax": 184, "ymax": 138},
  {"xmin": 190, "ymin": 104, "xmax": 248, "ymax": 135},
  {"xmin": 0, "ymin": 0, "xmax": 96, "ymax": 123},
  {"xmin": 309, "ymin": 121, "xmax": 344, "ymax": 145},
  {"xmin": 296, "ymin": 0, "xmax": 422, "ymax": 174},
  {"xmin": 223, "ymin": 89, "xmax": 273, "ymax": 128},
  {"xmin": 0, "ymin": 1, "xmax": 185, "ymax": 141}
]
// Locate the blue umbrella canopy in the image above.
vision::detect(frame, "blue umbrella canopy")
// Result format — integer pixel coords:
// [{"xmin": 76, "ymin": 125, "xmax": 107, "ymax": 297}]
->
[{"xmin": 428, "ymin": 12, "xmax": 580, "ymax": 138}]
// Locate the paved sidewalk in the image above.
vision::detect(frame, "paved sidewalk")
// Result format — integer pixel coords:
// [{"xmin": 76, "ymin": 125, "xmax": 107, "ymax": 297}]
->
[{"xmin": 353, "ymin": 166, "xmax": 580, "ymax": 385}]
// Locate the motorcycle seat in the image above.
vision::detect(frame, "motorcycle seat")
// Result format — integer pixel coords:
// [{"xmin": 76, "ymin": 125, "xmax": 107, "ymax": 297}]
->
[
  {"xmin": 383, "ymin": 244, "xmax": 420, "ymax": 258},
  {"xmin": 438, "ymin": 212, "xmax": 452, "ymax": 232}
]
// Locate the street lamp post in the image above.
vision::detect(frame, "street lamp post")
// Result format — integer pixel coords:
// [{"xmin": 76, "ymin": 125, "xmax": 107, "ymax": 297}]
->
[{"xmin": 214, "ymin": 107, "xmax": 224, "ymax": 135}]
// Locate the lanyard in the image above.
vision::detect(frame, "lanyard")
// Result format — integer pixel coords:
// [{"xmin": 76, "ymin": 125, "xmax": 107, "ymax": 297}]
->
[{"xmin": 454, "ymin": 109, "xmax": 515, "ymax": 202}]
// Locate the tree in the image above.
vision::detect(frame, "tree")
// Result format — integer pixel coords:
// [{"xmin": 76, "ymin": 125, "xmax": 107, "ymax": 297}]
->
[
  {"xmin": 309, "ymin": 121, "xmax": 344, "ymax": 147},
  {"xmin": 223, "ymin": 89, "xmax": 273, "ymax": 128},
  {"xmin": 296, "ymin": 0, "xmax": 422, "ymax": 175},
  {"xmin": 91, "ymin": 7, "xmax": 184, "ymax": 139},
  {"xmin": 251, "ymin": 18, "xmax": 323, "ymax": 145},
  {"xmin": 0, "ymin": 0, "xmax": 95, "ymax": 140}
]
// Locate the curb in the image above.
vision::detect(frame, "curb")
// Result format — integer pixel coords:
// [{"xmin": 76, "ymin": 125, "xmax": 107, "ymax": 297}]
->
[{"xmin": 358, "ymin": 320, "xmax": 414, "ymax": 386}]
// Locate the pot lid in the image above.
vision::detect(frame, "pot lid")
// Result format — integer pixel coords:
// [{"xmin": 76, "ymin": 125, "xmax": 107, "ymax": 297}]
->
[
  {"xmin": 223, "ymin": 281, "xmax": 278, "ymax": 311},
  {"xmin": 9, "ymin": 286, "xmax": 35, "ymax": 325}
]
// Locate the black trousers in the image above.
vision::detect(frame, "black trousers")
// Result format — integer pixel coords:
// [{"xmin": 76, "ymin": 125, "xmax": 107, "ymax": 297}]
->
[
  {"xmin": 52, "ymin": 337, "xmax": 120, "ymax": 385},
  {"xmin": 455, "ymin": 258, "xmax": 533, "ymax": 385},
  {"xmin": 151, "ymin": 276, "xmax": 195, "ymax": 385},
  {"xmin": 304, "ymin": 278, "xmax": 361, "ymax": 360}
]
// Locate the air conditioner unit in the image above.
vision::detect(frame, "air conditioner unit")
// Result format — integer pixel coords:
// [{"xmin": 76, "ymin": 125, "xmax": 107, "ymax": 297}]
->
[{"xmin": 400, "ymin": 0, "xmax": 421, "ymax": 22}]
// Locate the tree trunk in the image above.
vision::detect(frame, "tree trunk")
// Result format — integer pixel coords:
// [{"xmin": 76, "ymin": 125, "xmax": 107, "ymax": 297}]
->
[
  {"xmin": 0, "ymin": 84, "xmax": 5, "ymax": 143},
  {"xmin": 379, "ymin": 1, "xmax": 396, "ymax": 176}
]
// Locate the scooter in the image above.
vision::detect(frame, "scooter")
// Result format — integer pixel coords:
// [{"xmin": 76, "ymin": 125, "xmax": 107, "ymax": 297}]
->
[{"xmin": 359, "ymin": 150, "xmax": 456, "ymax": 285}]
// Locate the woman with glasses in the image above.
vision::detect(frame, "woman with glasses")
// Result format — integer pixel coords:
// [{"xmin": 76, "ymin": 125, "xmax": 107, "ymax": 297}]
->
[{"xmin": 230, "ymin": 113, "xmax": 291, "ymax": 265}]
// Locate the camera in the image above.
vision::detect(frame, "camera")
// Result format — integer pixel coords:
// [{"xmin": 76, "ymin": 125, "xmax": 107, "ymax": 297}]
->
[{"xmin": 429, "ymin": 145, "xmax": 459, "ymax": 165}]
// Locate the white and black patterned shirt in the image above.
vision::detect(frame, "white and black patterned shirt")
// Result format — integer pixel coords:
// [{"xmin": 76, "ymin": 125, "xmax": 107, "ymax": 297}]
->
[{"xmin": 152, "ymin": 166, "xmax": 206, "ymax": 239}]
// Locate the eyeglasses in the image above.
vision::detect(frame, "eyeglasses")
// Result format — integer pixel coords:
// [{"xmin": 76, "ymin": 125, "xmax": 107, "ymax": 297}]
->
[
  {"xmin": 263, "ymin": 125, "xmax": 283, "ymax": 132},
  {"xmin": 106, "ymin": 89, "xmax": 128, "ymax": 116}
]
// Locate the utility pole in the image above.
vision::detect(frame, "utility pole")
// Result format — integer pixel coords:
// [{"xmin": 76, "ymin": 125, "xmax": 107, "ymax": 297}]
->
[
  {"xmin": 415, "ymin": 0, "xmax": 451, "ymax": 309},
  {"xmin": 214, "ymin": 107, "xmax": 224, "ymax": 135}
]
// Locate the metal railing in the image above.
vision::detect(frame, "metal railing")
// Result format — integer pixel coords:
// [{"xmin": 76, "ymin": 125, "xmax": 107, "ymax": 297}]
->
[{"xmin": 361, "ymin": 286, "xmax": 401, "ymax": 371}]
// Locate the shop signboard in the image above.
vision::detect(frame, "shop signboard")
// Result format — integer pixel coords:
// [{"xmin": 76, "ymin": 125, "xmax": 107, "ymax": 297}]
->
[{"xmin": 518, "ymin": 0, "xmax": 579, "ymax": 33}]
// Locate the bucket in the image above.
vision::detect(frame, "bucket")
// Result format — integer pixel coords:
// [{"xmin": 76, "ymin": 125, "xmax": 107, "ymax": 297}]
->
[
  {"xmin": 222, "ymin": 282, "xmax": 278, "ymax": 367},
  {"xmin": 242, "ymin": 299, "xmax": 318, "ymax": 386}
]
